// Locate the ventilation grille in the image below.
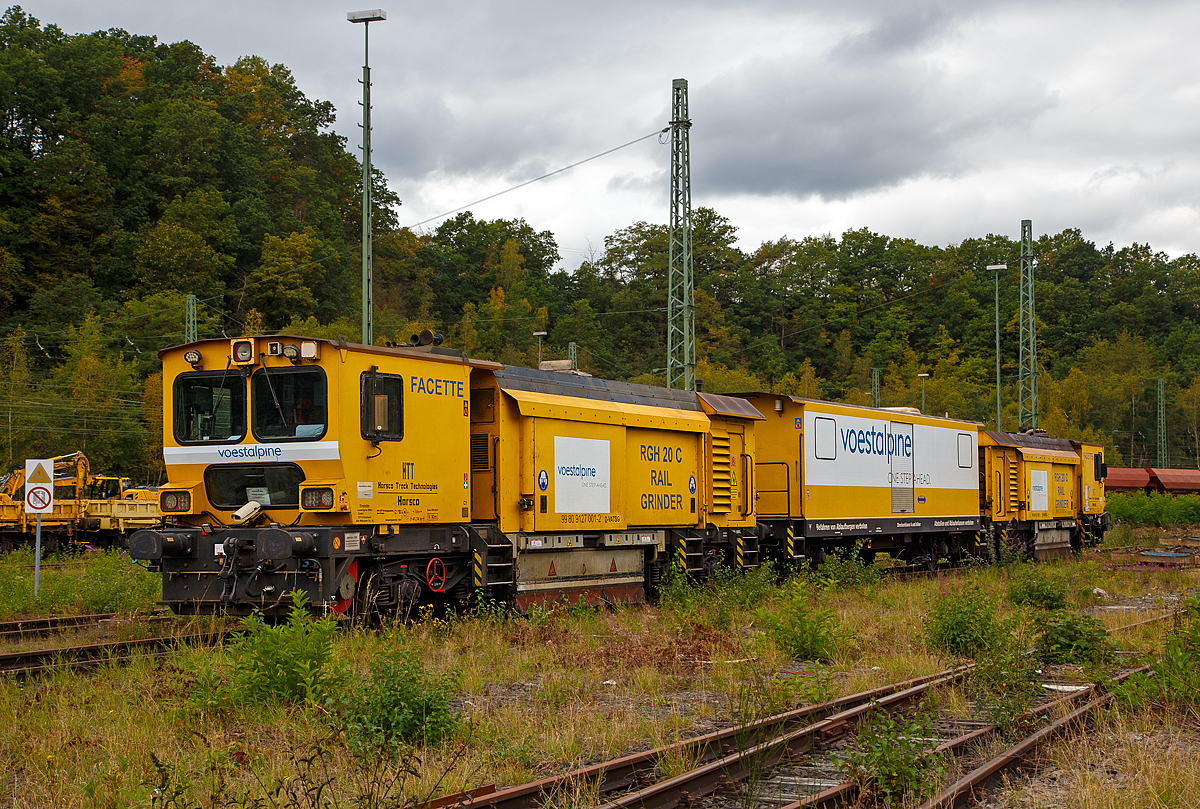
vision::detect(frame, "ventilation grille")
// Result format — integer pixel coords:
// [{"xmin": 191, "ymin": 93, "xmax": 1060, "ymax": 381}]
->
[
  {"xmin": 710, "ymin": 431, "xmax": 732, "ymax": 513},
  {"xmin": 471, "ymin": 434, "xmax": 491, "ymax": 471}
]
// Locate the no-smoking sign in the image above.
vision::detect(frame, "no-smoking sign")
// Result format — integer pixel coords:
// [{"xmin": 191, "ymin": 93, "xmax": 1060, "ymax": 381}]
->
[{"xmin": 24, "ymin": 459, "xmax": 54, "ymax": 515}]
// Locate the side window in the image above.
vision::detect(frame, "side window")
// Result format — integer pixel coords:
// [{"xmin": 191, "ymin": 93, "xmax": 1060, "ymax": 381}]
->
[
  {"xmin": 175, "ymin": 372, "xmax": 246, "ymax": 444},
  {"xmin": 957, "ymin": 433, "xmax": 974, "ymax": 468},
  {"xmin": 814, "ymin": 417, "xmax": 836, "ymax": 460},
  {"xmin": 362, "ymin": 370, "xmax": 403, "ymax": 441}
]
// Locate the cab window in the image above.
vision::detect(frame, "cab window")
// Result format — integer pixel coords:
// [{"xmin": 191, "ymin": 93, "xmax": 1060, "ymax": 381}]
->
[
  {"xmin": 251, "ymin": 368, "xmax": 327, "ymax": 441},
  {"xmin": 361, "ymin": 370, "xmax": 403, "ymax": 441},
  {"xmin": 204, "ymin": 464, "xmax": 306, "ymax": 509},
  {"xmin": 175, "ymin": 372, "xmax": 246, "ymax": 444}
]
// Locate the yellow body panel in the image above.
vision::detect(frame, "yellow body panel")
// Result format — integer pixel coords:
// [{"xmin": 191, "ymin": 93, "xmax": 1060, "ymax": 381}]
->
[
  {"xmin": 737, "ymin": 394, "xmax": 980, "ymax": 530},
  {"xmin": 1076, "ymin": 441, "xmax": 1106, "ymax": 516}
]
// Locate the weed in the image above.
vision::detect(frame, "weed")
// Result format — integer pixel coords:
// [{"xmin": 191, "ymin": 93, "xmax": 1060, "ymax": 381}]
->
[
  {"xmin": 755, "ymin": 579, "xmax": 841, "ymax": 662},
  {"xmin": 837, "ymin": 701, "xmax": 947, "ymax": 806},
  {"xmin": 1118, "ymin": 597, "xmax": 1200, "ymax": 710},
  {"xmin": 1006, "ymin": 568, "xmax": 1068, "ymax": 610},
  {"xmin": 330, "ymin": 644, "xmax": 458, "ymax": 754},
  {"xmin": 969, "ymin": 639, "xmax": 1040, "ymax": 732},
  {"xmin": 206, "ymin": 590, "xmax": 343, "ymax": 707},
  {"xmin": 1032, "ymin": 611, "xmax": 1115, "ymax": 665},
  {"xmin": 813, "ymin": 541, "xmax": 882, "ymax": 590},
  {"xmin": 924, "ymin": 586, "xmax": 1001, "ymax": 657}
]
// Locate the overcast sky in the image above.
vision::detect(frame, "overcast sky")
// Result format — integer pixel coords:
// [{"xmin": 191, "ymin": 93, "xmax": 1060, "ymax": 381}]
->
[{"xmin": 25, "ymin": 0, "xmax": 1200, "ymax": 269}]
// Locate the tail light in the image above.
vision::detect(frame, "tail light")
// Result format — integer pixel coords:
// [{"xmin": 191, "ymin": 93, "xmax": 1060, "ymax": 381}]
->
[
  {"xmin": 160, "ymin": 491, "xmax": 192, "ymax": 513},
  {"xmin": 302, "ymin": 487, "xmax": 335, "ymax": 509}
]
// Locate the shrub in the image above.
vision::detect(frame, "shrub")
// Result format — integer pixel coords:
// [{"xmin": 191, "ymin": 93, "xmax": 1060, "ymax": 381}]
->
[
  {"xmin": 660, "ymin": 560, "xmax": 777, "ymax": 629},
  {"xmin": 925, "ymin": 587, "xmax": 1001, "ymax": 657},
  {"xmin": 1032, "ymin": 611, "xmax": 1114, "ymax": 664},
  {"xmin": 838, "ymin": 702, "xmax": 946, "ymax": 805},
  {"xmin": 756, "ymin": 580, "xmax": 840, "ymax": 662},
  {"xmin": 969, "ymin": 641, "xmax": 1040, "ymax": 731},
  {"xmin": 331, "ymin": 646, "xmax": 458, "ymax": 753},
  {"xmin": 1118, "ymin": 598, "xmax": 1200, "ymax": 710},
  {"xmin": 813, "ymin": 541, "xmax": 882, "ymax": 590},
  {"xmin": 1107, "ymin": 491, "xmax": 1200, "ymax": 527},
  {"xmin": 224, "ymin": 590, "xmax": 342, "ymax": 705},
  {"xmin": 1006, "ymin": 569, "xmax": 1068, "ymax": 610}
]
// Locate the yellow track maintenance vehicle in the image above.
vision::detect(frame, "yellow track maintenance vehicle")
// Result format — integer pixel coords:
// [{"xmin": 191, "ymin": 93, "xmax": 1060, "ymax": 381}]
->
[
  {"xmin": 131, "ymin": 335, "xmax": 763, "ymax": 616},
  {"xmin": 978, "ymin": 430, "xmax": 1109, "ymax": 559},
  {"xmin": 735, "ymin": 394, "xmax": 982, "ymax": 569}
]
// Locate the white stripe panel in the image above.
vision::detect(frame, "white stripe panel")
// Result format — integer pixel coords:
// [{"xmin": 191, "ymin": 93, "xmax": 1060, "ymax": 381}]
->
[{"xmin": 163, "ymin": 442, "xmax": 341, "ymax": 466}]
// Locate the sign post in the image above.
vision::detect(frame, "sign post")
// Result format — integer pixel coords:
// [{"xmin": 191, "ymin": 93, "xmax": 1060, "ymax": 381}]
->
[{"xmin": 25, "ymin": 459, "xmax": 54, "ymax": 597}]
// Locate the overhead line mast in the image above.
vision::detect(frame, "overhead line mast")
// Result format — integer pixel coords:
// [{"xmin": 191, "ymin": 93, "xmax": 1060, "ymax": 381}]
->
[
  {"xmin": 1018, "ymin": 219, "xmax": 1038, "ymax": 430},
  {"xmin": 667, "ymin": 78, "xmax": 695, "ymax": 391}
]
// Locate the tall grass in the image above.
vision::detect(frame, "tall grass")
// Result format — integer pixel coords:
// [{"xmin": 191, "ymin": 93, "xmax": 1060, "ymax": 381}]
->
[{"xmin": 0, "ymin": 548, "xmax": 160, "ymax": 619}]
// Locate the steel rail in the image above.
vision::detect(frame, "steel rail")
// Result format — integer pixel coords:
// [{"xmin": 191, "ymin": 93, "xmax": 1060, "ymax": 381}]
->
[
  {"xmin": 916, "ymin": 664, "xmax": 1151, "ymax": 809},
  {"xmin": 589, "ymin": 670, "xmax": 968, "ymax": 809},
  {"xmin": 0, "ymin": 628, "xmax": 236, "ymax": 676},
  {"xmin": 427, "ymin": 666, "xmax": 972, "ymax": 809},
  {"xmin": 0, "ymin": 612, "xmax": 175, "ymax": 640}
]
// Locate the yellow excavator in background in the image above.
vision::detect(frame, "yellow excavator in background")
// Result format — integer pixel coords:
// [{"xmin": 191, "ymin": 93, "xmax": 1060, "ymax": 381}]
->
[{"xmin": 0, "ymin": 451, "xmax": 160, "ymax": 552}]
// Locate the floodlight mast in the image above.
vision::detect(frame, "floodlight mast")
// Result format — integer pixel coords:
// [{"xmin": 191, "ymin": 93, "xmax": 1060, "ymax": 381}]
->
[{"xmin": 348, "ymin": 9, "xmax": 386, "ymax": 345}]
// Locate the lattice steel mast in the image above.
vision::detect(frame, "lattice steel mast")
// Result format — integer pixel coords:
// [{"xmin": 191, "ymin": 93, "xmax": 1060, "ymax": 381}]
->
[
  {"xmin": 1018, "ymin": 219, "xmax": 1038, "ymax": 430},
  {"xmin": 1159, "ymin": 378, "xmax": 1167, "ymax": 466},
  {"xmin": 667, "ymin": 79, "xmax": 695, "ymax": 391}
]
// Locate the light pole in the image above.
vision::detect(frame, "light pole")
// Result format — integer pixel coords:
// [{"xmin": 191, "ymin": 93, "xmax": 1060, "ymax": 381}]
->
[
  {"xmin": 348, "ymin": 9, "xmax": 386, "ymax": 345},
  {"xmin": 918, "ymin": 373, "xmax": 929, "ymax": 413},
  {"xmin": 534, "ymin": 331, "xmax": 547, "ymax": 367},
  {"xmin": 988, "ymin": 264, "xmax": 1006, "ymax": 431}
]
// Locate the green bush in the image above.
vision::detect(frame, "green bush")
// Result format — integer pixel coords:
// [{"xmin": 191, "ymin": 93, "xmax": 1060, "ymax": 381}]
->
[
  {"xmin": 813, "ymin": 542, "xmax": 882, "ymax": 590},
  {"xmin": 838, "ymin": 702, "xmax": 947, "ymax": 805},
  {"xmin": 925, "ymin": 587, "xmax": 1001, "ymax": 657},
  {"xmin": 1107, "ymin": 491, "xmax": 1200, "ymax": 527},
  {"xmin": 1032, "ymin": 611, "xmax": 1114, "ymax": 664},
  {"xmin": 756, "ymin": 580, "xmax": 840, "ymax": 662},
  {"xmin": 660, "ymin": 560, "xmax": 777, "ymax": 629},
  {"xmin": 224, "ymin": 591, "xmax": 342, "ymax": 705},
  {"xmin": 1006, "ymin": 569, "xmax": 1068, "ymax": 610},
  {"xmin": 331, "ymin": 647, "xmax": 458, "ymax": 753},
  {"xmin": 1118, "ymin": 598, "xmax": 1200, "ymax": 710},
  {"xmin": 969, "ymin": 642, "xmax": 1040, "ymax": 731}
]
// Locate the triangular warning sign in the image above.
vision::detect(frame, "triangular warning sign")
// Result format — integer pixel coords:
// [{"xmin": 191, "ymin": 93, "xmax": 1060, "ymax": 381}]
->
[
  {"xmin": 609, "ymin": 557, "xmax": 617, "ymax": 572},
  {"xmin": 27, "ymin": 464, "xmax": 51, "ymax": 484},
  {"xmin": 547, "ymin": 561, "xmax": 557, "ymax": 576}
]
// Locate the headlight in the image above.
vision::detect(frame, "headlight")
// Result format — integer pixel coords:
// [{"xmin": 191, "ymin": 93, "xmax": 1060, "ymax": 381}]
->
[
  {"xmin": 161, "ymin": 491, "xmax": 192, "ymax": 512},
  {"xmin": 302, "ymin": 487, "xmax": 334, "ymax": 509},
  {"xmin": 231, "ymin": 339, "xmax": 255, "ymax": 364}
]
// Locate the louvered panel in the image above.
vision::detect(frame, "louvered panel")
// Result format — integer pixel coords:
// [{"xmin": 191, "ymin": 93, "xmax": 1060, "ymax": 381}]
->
[
  {"xmin": 710, "ymin": 431, "xmax": 732, "ymax": 513},
  {"xmin": 1008, "ymin": 456, "xmax": 1020, "ymax": 511},
  {"xmin": 470, "ymin": 433, "xmax": 491, "ymax": 471}
]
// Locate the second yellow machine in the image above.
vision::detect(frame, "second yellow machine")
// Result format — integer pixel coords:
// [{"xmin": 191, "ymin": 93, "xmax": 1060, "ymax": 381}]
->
[{"xmin": 131, "ymin": 335, "xmax": 764, "ymax": 615}]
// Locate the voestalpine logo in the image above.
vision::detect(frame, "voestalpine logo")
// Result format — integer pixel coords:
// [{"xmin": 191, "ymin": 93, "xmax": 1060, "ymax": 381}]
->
[
  {"xmin": 163, "ymin": 442, "xmax": 341, "ymax": 466},
  {"xmin": 840, "ymin": 424, "xmax": 912, "ymax": 457}
]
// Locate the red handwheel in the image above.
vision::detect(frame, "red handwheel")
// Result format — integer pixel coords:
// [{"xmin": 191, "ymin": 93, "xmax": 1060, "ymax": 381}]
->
[{"xmin": 425, "ymin": 557, "xmax": 446, "ymax": 593}]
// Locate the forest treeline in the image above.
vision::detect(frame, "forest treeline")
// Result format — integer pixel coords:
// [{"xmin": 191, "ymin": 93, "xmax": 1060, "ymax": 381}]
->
[{"xmin": 2, "ymin": 6, "xmax": 1199, "ymax": 483}]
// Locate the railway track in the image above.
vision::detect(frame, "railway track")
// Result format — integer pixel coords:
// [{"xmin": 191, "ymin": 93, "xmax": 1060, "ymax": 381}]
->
[
  {"xmin": 0, "ymin": 611, "xmax": 175, "ymax": 640},
  {"xmin": 426, "ymin": 666, "xmax": 972, "ymax": 809},
  {"xmin": 0, "ymin": 627, "xmax": 236, "ymax": 676},
  {"xmin": 428, "ymin": 609, "xmax": 1180, "ymax": 809}
]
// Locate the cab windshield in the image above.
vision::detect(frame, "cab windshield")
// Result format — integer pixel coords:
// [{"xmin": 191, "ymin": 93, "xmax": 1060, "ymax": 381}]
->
[
  {"xmin": 251, "ymin": 368, "xmax": 327, "ymax": 440},
  {"xmin": 175, "ymin": 373, "xmax": 246, "ymax": 444}
]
